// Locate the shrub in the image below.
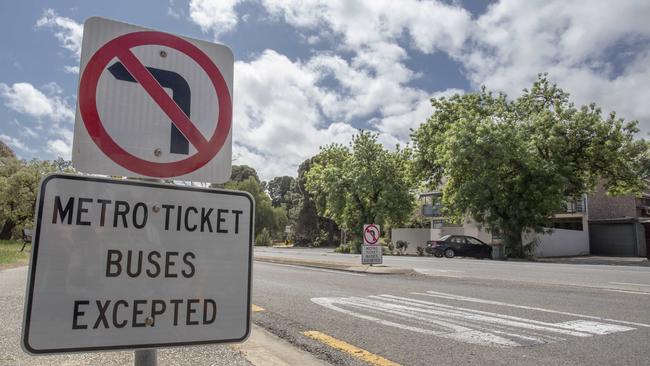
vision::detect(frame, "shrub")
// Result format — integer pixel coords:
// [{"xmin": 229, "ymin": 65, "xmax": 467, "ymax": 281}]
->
[
  {"xmin": 334, "ymin": 244, "xmax": 351, "ymax": 254},
  {"xmin": 416, "ymin": 246, "xmax": 425, "ymax": 256},
  {"xmin": 255, "ymin": 228, "xmax": 272, "ymax": 246},
  {"xmin": 350, "ymin": 239, "xmax": 362, "ymax": 254},
  {"xmin": 395, "ymin": 240, "xmax": 408, "ymax": 255}
]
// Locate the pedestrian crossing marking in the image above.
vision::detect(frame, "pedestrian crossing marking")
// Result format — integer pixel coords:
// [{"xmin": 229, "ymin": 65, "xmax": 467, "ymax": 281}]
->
[{"xmin": 311, "ymin": 292, "xmax": 635, "ymax": 347}]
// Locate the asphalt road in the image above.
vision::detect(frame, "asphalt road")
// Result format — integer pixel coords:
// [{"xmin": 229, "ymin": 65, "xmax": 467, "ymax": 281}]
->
[
  {"xmin": 254, "ymin": 247, "xmax": 650, "ymax": 293},
  {"xmin": 251, "ymin": 260, "xmax": 650, "ymax": 366}
]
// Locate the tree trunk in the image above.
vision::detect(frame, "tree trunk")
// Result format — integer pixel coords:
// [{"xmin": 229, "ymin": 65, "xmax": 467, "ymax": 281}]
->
[
  {"xmin": 0, "ymin": 219, "xmax": 16, "ymax": 240},
  {"xmin": 503, "ymin": 227, "xmax": 523, "ymax": 258}
]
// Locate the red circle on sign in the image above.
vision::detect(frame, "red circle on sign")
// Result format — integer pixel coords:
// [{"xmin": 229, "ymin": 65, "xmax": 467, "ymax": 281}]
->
[
  {"xmin": 78, "ymin": 31, "xmax": 232, "ymax": 177},
  {"xmin": 364, "ymin": 225, "xmax": 380, "ymax": 245}
]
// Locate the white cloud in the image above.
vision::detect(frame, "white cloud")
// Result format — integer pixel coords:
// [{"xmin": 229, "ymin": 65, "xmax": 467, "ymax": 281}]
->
[
  {"xmin": 373, "ymin": 88, "xmax": 464, "ymax": 142},
  {"xmin": 35, "ymin": 9, "xmax": 83, "ymax": 58},
  {"xmin": 46, "ymin": 139, "xmax": 71, "ymax": 159},
  {"xmin": 232, "ymin": 50, "xmax": 355, "ymax": 178},
  {"xmin": 189, "ymin": 0, "xmax": 245, "ymax": 39},
  {"xmin": 0, "ymin": 134, "xmax": 32, "ymax": 153},
  {"xmin": 0, "ymin": 82, "xmax": 74, "ymax": 122},
  {"xmin": 458, "ymin": 0, "xmax": 650, "ymax": 131},
  {"xmin": 261, "ymin": 0, "xmax": 471, "ymax": 55},
  {"xmin": 181, "ymin": 0, "xmax": 650, "ymax": 178},
  {"xmin": 63, "ymin": 65, "xmax": 79, "ymax": 74}
]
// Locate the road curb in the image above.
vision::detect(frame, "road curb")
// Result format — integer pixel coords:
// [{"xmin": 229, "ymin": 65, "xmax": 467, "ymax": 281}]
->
[
  {"xmin": 234, "ymin": 324, "xmax": 329, "ymax": 366},
  {"xmin": 254, "ymin": 256, "xmax": 415, "ymax": 275}
]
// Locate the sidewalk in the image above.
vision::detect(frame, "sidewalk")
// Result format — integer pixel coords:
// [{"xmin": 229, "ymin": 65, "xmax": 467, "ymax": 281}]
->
[
  {"xmin": 255, "ymin": 255, "xmax": 414, "ymax": 275},
  {"xmin": 535, "ymin": 255, "xmax": 649, "ymax": 267}
]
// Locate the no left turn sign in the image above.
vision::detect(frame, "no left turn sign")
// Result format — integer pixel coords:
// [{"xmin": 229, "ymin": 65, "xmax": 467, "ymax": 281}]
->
[
  {"xmin": 72, "ymin": 17, "xmax": 233, "ymax": 183},
  {"xmin": 363, "ymin": 224, "xmax": 381, "ymax": 246}
]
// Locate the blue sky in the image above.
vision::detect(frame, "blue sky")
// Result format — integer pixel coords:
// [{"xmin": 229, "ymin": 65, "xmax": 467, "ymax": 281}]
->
[{"xmin": 1, "ymin": 0, "xmax": 649, "ymax": 180}]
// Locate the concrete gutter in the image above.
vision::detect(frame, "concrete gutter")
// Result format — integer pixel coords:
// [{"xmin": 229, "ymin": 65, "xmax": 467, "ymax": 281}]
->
[
  {"xmin": 254, "ymin": 256, "xmax": 415, "ymax": 275},
  {"xmin": 234, "ymin": 324, "xmax": 330, "ymax": 366}
]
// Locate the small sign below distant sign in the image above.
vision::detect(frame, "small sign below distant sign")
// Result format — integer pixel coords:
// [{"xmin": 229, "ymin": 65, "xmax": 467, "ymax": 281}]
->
[{"xmin": 22, "ymin": 174, "xmax": 253, "ymax": 354}]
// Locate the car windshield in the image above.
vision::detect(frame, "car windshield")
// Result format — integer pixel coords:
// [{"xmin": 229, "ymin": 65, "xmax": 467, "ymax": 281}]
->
[{"xmin": 439, "ymin": 235, "xmax": 451, "ymax": 241}]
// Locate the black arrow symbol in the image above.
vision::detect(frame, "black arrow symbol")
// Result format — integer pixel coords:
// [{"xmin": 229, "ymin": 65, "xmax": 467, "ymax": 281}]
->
[{"xmin": 108, "ymin": 61, "xmax": 191, "ymax": 155}]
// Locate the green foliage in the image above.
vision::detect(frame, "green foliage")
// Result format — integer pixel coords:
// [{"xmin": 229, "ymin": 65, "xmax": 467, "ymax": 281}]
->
[
  {"xmin": 0, "ymin": 157, "xmax": 73, "ymax": 239},
  {"xmin": 0, "ymin": 240, "xmax": 30, "ymax": 267},
  {"xmin": 334, "ymin": 244, "xmax": 351, "ymax": 254},
  {"xmin": 255, "ymin": 228, "xmax": 272, "ymax": 246},
  {"xmin": 292, "ymin": 157, "xmax": 340, "ymax": 246},
  {"xmin": 395, "ymin": 240, "xmax": 408, "ymax": 255},
  {"xmin": 349, "ymin": 238, "xmax": 362, "ymax": 254},
  {"xmin": 267, "ymin": 176, "xmax": 297, "ymax": 208},
  {"xmin": 412, "ymin": 74, "xmax": 650, "ymax": 257},
  {"xmin": 225, "ymin": 175, "xmax": 284, "ymax": 238},
  {"xmin": 0, "ymin": 140, "xmax": 15, "ymax": 159},
  {"xmin": 230, "ymin": 165, "xmax": 260, "ymax": 183},
  {"xmin": 305, "ymin": 131, "xmax": 415, "ymax": 238},
  {"xmin": 416, "ymin": 246, "xmax": 425, "ymax": 256}
]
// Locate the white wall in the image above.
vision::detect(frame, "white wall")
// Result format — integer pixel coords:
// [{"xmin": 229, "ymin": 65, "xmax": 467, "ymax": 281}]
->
[
  {"xmin": 525, "ymin": 228, "xmax": 590, "ymax": 257},
  {"xmin": 391, "ymin": 228, "xmax": 432, "ymax": 255}
]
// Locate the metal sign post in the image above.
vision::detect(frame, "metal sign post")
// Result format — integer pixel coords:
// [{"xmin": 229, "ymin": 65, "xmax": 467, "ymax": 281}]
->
[{"xmin": 135, "ymin": 349, "xmax": 157, "ymax": 366}]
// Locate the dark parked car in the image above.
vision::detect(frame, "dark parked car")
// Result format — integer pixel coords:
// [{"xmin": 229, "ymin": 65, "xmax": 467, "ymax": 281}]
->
[{"xmin": 425, "ymin": 235, "xmax": 492, "ymax": 259}]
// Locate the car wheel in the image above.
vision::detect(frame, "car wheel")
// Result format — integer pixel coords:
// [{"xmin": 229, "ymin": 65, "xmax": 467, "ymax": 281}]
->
[{"xmin": 444, "ymin": 248, "xmax": 455, "ymax": 258}]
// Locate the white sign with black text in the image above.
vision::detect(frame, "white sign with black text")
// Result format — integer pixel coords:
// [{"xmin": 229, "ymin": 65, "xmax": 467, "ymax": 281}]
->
[{"xmin": 22, "ymin": 174, "xmax": 253, "ymax": 354}]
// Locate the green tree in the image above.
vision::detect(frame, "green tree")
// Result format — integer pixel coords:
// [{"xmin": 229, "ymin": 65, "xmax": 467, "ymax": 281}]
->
[
  {"xmin": 266, "ymin": 176, "xmax": 296, "ymax": 208},
  {"xmin": 229, "ymin": 165, "xmax": 260, "ymax": 183},
  {"xmin": 411, "ymin": 74, "xmax": 650, "ymax": 257},
  {"xmin": 0, "ymin": 140, "xmax": 15, "ymax": 159},
  {"xmin": 305, "ymin": 131, "xmax": 414, "ymax": 242},
  {"xmin": 292, "ymin": 157, "xmax": 339, "ymax": 246},
  {"xmin": 225, "ymin": 173, "xmax": 291, "ymax": 241},
  {"xmin": 0, "ymin": 156, "xmax": 74, "ymax": 239}
]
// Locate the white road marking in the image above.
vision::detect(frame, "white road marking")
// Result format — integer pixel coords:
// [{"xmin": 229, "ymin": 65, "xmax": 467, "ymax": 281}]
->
[
  {"xmin": 413, "ymin": 290, "xmax": 650, "ymax": 328},
  {"xmin": 603, "ymin": 289, "xmax": 650, "ymax": 296},
  {"xmin": 260, "ymin": 262, "xmax": 367, "ymax": 276},
  {"xmin": 608, "ymin": 282, "xmax": 650, "ymax": 287},
  {"xmin": 312, "ymin": 292, "xmax": 636, "ymax": 348}
]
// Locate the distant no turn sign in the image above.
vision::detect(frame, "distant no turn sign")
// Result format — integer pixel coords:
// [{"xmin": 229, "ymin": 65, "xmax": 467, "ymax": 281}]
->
[
  {"xmin": 363, "ymin": 224, "xmax": 380, "ymax": 246},
  {"xmin": 72, "ymin": 17, "xmax": 233, "ymax": 183}
]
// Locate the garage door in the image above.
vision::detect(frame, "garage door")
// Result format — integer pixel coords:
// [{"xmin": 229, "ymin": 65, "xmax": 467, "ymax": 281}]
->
[{"xmin": 589, "ymin": 223, "xmax": 637, "ymax": 256}]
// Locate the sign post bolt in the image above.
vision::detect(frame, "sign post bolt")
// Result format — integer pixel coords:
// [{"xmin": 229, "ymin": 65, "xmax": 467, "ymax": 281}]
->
[
  {"xmin": 159, "ymin": 50, "xmax": 167, "ymax": 58},
  {"xmin": 153, "ymin": 148, "xmax": 162, "ymax": 157},
  {"xmin": 152, "ymin": 204, "xmax": 160, "ymax": 213}
]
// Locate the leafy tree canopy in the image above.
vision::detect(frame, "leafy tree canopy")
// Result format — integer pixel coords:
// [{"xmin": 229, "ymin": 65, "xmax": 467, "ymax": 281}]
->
[
  {"xmin": 0, "ymin": 140, "xmax": 15, "ymax": 159},
  {"xmin": 411, "ymin": 74, "xmax": 650, "ymax": 256},
  {"xmin": 305, "ymin": 131, "xmax": 414, "ymax": 238},
  {"xmin": 229, "ymin": 165, "xmax": 260, "ymax": 183},
  {"xmin": 0, "ymin": 157, "xmax": 74, "ymax": 239},
  {"xmin": 266, "ymin": 176, "xmax": 296, "ymax": 208}
]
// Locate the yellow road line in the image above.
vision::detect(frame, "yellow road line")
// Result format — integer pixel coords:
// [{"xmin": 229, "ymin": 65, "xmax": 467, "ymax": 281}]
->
[
  {"xmin": 252, "ymin": 304, "xmax": 265, "ymax": 312},
  {"xmin": 303, "ymin": 330, "xmax": 401, "ymax": 366}
]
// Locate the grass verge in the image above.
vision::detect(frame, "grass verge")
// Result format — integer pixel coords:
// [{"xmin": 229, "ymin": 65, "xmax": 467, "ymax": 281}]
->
[{"xmin": 0, "ymin": 240, "xmax": 30, "ymax": 269}]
